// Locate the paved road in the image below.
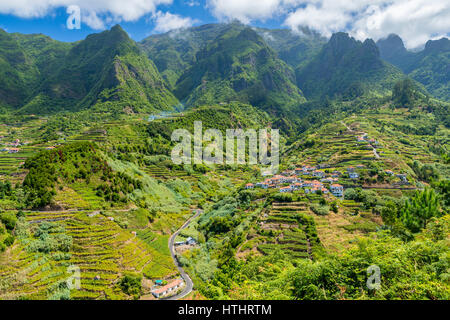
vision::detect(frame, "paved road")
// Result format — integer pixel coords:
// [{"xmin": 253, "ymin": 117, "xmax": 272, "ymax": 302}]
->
[
  {"xmin": 373, "ymin": 147, "xmax": 381, "ymax": 159},
  {"xmin": 162, "ymin": 209, "xmax": 203, "ymax": 300}
]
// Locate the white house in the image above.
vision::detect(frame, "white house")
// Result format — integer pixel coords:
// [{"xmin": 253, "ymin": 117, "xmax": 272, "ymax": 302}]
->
[
  {"xmin": 256, "ymin": 182, "xmax": 269, "ymax": 189},
  {"xmin": 312, "ymin": 171, "xmax": 325, "ymax": 178},
  {"xmin": 280, "ymin": 186, "xmax": 293, "ymax": 193},
  {"xmin": 186, "ymin": 237, "xmax": 196, "ymax": 245},
  {"xmin": 245, "ymin": 183, "xmax": 255, "ymax": 189},
  {"xmin": 152, "ymin": 279, "xmax": 184, "ymax": 298},
  {"xmin": 349, "ymin": 172, "xmax": 359, "ymax": 179},
  {"xmin": 330, "ymin": 184, "xmax": 344, "ymax": 197}
]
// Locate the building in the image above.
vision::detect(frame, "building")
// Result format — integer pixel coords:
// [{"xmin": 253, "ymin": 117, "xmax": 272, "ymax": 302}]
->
[
  {"xmin": 305, "ymin": 186, "xmax": 328, "ymax": 194},
  {"xmin": 256, "ymin": 182, "xmax": 269, "ymax": 189},
  {"xmin": 281, "ymin": 170, "xmax": 294, "ymax": 176},
  {"xmin": 396, "ymin": 174, "xmax": 407, "ymax": 182},
  {"xmin": 312, "ymin": 170, "xmax": 325, "ymax": 178},
  {"xmin": 280, "ymin": 186, "xmax": 293, "ymax": 193},
  {"xmin": 284, "ymin": 176, "xmax": 298, "ymax": 183},
  {"xmin": 349, "ymin": 172, "xmax": 359, "ymax": 179},
  {"xmin": 385, "ymin": 170, "xmax": 394, "ymax": 176},
  {"xmin": 151, "ymin": 279, "xmax": 184, "ymax": 298},
  {"xmin": 245, "ymin": 183, "xmax": 255, "ymax": 189},
  {"xmin": 347, "ymin": 166, "xmax": 356, "ymax": 173},
  {"xmin": 291, "ymin": 183, "xmax": 302, "ymax": 190},
  {"xmin": 186, "ymin": 237, "xmax": 197, "ymax": 245},
  {"xmin": 330, "ymin": 184, "xmax": 344, "ymax": 197},
  {"xmin": 321, "ymin": 177, "xmax": 334, "ymax": 184},
  {"xmin": 8, "ymin": 148, "xmax": 20, "ymax": 154},
  {"xmin": 332, "ymin": 171, "xmax": 342, "ymax": 177}
]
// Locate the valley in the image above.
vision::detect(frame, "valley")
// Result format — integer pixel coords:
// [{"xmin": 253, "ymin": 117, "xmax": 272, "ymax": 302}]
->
[{"xmin": 0, "ymin": 22, "xmax": 448, "ymax": 301}]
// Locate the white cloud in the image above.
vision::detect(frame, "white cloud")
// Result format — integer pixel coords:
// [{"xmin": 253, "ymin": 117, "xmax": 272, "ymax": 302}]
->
[
  {"xmin": 1, "ymin": 0, "xmax": 448, "ymax": 47},
  {"xmin": 186, "ymin": 0, "xmax": 200, "ymax": 7},
  {"xmin": 206, "ymin": 0, "xmax": 298, "ymax": 24},
  {"xmin": 152, "ymin": 11, "xmax": 197, "ymax": 33},
  {"xmin": 207, "ymin": 0, "xmax": 450, "ymax": 49},
  {"xmin": 0, "ymin": 0, "xmax": 173, "ymax": 29}
]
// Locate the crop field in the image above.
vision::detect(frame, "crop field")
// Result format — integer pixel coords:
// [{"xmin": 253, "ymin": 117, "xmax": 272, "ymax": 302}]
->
[{"xmin": 0, "ymin": 210, "xmax": 178, "ymax": 300}]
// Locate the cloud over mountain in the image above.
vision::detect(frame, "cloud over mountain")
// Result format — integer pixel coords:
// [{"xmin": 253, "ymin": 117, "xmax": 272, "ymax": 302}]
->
[
  {"xmin": 0, "ymin": 0, "xmax": 173, "ymax": 29},
  {"xmin": 1, "ymin": 0, "xmax": 448, "ymax": 48},
  {"xmin": 152, "ymin": 11, "xmax": 197, "ymax": 33},
  {"xmin": 208, "ymin": 0, "xmax": 450, "ymax": 49}
]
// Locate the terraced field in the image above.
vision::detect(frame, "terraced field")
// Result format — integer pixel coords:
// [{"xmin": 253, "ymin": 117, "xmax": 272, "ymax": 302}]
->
[
  {"xmin": 0, "ymin": 211, "xmax": 178, "ymax": 300},
  {"xmin": 255, "ymin": 202, "xmax": 317, "ymax": 260}
]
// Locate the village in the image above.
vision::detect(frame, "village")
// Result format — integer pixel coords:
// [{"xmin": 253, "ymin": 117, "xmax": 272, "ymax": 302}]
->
[{"xmin": 245, "ymin": 132, "xmax": 409, "ymax": 197}]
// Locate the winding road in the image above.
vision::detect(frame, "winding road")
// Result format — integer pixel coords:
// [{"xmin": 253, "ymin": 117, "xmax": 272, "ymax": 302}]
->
[{"xmin": 162, "ymin": 209, "xmax": 203, "ymax": 300}]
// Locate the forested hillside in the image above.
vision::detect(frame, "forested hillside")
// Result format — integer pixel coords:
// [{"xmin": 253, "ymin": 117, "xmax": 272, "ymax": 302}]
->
[
  {"xmin": 378, "ymin": 35, "xmax": 450, "ymax": 101},
  {"xmin": 0, "ymin": 22, "xmax": 448, "ymax": 301}
]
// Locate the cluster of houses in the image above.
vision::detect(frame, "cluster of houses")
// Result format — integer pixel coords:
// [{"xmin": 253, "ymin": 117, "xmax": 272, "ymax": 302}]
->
[
  {"xmin": 151, "ymin": 279, "xmax": 184, "ymax": 298},
  {"xmin": 1, "ymin": 139, "xmax": 23, "ymax": 154},
  {"xmin": 245, "ymin": 165, "xmax": 346, "ymax": 197},
  {"xmin": 385, "ymin": 170, "xmax": 408, "ymax": 183},
  {"xmin": 356, "ymin": 133, "xmax": 380, "ymax": 147}
]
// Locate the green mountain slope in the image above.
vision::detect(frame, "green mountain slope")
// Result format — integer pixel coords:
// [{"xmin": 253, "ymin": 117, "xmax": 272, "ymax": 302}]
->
[
  {"xmin": 139, "ymin": 23, "xmax": 231, "ymax": 88},
  {"xmin": 255, "ymin": 27, "xmax": 327, "ymax": 69},
  {"xmin": 19, "ymin": 25, "xmax": 178, "ymax": 114},
  {"xmin": 297, "ymin": 32, "xmax": 404, "ymax": 100},
  {"xmin": 377, "ymin": 35, "xmax": 450, "ymax": 101},
  {"xmin": 140, "ymin": 23, "xmax": 326, "ymax": 89},
  {"xmin": 0, "ymin": 29, "xmax": 39, "ymax": 108},
  {"xmin": 11, "ymin": 33, "xmax": 73, "ymax": 86},
  {"xmin": 174, "ymin": 25, "xmax": 305, "ymax": 113}
]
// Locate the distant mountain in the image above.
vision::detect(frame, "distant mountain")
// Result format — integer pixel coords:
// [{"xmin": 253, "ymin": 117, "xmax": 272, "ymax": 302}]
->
[
  {"xmin": 173, "ymin": 24, "xmax": 305, "ymax": 113},
  {"xmin": 377, "ymin": 35, "xmax": 450, "ymax": 101},
  {"xmin": 140, "ymin": 23, "xmax": 325, "ymax": 89},
  {"xmin": 140, "ymin": 23, "xmax": 231, "ymax": 89},
  {"xmin": 297, "ymin": 32, "xmax": 404, "ymax": 100},
  {"xmin": 376, "ymin": 34, "xmax": 416, "ymax": 71},
  {"xmin": 255, "ymin": 27, "xmax": 327, "ymax": 69},
  {"xmin": 19, "ymin": 25, "xmax": 178, "ymax": 114},
  {"xmin": 0, "ymin": 29, "xmax": 39, "ymax": 108},
  {"xmin": 12, "ymin": 33, "xmax": 73, "ymax": 86}
]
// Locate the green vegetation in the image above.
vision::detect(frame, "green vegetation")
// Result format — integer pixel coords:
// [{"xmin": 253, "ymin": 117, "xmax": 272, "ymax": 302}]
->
[
  {"xmin": 378, "ymin": 35, "xmax": 450, "ymax": 101},
  {"xmin": 0, "ymin": 22, "xmax": 448, "ymax": 301}
]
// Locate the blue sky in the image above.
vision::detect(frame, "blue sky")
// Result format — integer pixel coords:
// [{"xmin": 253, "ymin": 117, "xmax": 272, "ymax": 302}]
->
[
  {"xmin": 0, "ymin": 1, "xmax": 216, "ymax": 42},
  {"xmin": 0, "ymin": 0, "xmax": 448, "ymax": 48}
]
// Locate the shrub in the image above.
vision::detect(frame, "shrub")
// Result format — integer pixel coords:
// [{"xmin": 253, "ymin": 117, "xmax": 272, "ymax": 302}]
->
[
  {"xmin": 310, "ymin": 204, "xmax": 330, "ymax": 216},
  {"xmin": 119, "ymin": 274, "xmax": 142, "ymax": 296},
  {"xmin": 0, "ymin": 212, "xmax": 17, "ymax": 230}
]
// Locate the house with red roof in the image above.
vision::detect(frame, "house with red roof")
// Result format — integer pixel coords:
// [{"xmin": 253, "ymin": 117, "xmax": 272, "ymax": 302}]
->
[
  {"xmin": 330, "ymin": 184, "xmax": 344, "ymax": 197},
  {"xmin": 151, "ymin": 279, "xmax": 184, "ymax": 298},
  {"xmin": 245, "ymin": 183, "xmax": 254, "ymax": 189}
]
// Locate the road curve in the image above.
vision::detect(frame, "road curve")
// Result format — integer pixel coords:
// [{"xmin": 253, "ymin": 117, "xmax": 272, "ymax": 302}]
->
[{"xmin": 162, "ymin": 209, "xmax": 203, "ymax": 300}]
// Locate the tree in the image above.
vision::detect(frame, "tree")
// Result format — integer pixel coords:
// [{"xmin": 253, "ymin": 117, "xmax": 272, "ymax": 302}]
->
[
  {"xmin": 401, "ymin": 188, "xmax": 442, "ymax": 233},
  {"xmin": 392, "ymin": 78, "xmax": 422, "ymax": 109},
  {"xmin": 119, "ymin": 274, "xmax": 142, "ymax": 296}
]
